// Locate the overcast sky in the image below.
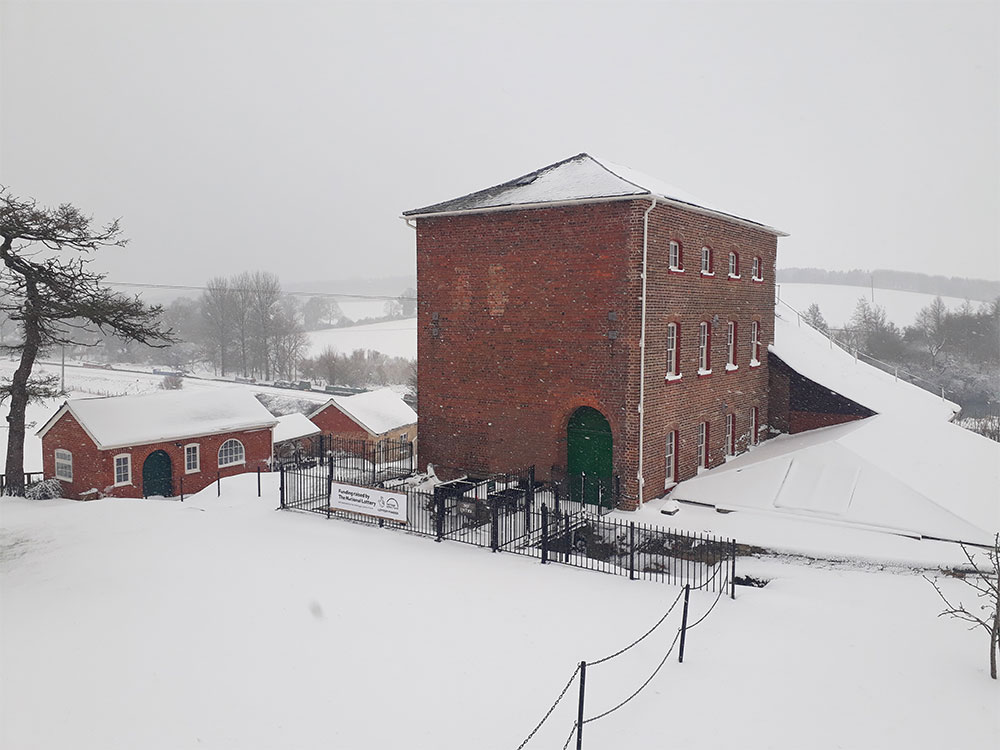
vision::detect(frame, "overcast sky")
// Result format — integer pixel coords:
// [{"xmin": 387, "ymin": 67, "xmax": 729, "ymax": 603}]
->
[{"xmin": 2, "ymin": 0, "xmax": 998, "ymax": 289}]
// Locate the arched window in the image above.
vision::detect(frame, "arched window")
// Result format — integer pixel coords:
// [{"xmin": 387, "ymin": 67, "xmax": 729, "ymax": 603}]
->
[
  {"xmin": 218, "ymin": 439, "xmax": 246, "ymax": 468},
  {"xmin": 726, "ymin": 321, "xmax": 737, "ymax": 369},
  {"xmin": 666, "ymin": 322, "xmax": 680, "ymax": 378},
  {"xmin": 665, "ymin": 430, "xmax": 678, "ymax": 486},
  {"xmin": 752, "ymin": 256, "xmax": 762, "ymax": 281},
  {"xmin": 728, "ymin": 252, "xmax": 740, "ymax": 278},
  {"xmin": 726, "ymin": 413, "xmax": 736, "ymax": 456},
  {"xmin": 668, "ymin": 241, "xmax": 683, "ymax": 271},
  {"xmin": 55, "ymin": 449, "xmax": 73, "ymax": 481},
  {"xmin": 700, "ymin": 246, "xmax": 713, "ymax": 275},
  {"xmin": 698, "ymin": 321, "xmax": 711, "ymax": 373},
  {"xmin": 750, "ymin": 321, "xmax": 761, "ymax": 365}
]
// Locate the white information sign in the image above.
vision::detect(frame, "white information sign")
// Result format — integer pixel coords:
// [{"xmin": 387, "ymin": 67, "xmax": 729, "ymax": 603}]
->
[{"xmin": 329, "ymin": 482, "xmax": 408, "ymax": 523}]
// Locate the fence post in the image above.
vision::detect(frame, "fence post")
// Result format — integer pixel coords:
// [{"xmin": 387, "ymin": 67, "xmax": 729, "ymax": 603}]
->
[
  {"xmin": 541, "ymin": 503, "xmax": 549, "ymax": 564},
  {"xmin": 564, "ymin": 513, "xmax": 570, "ymax": 563},
  {"xmin": 371, "ymin": 441, "xmax": 377, "ymax": 486},
  {"xmin": 257, "ymin": 466, "xmax": 261, "ymax": 497},
  {"xmin": 490, "ymin": 502, "xmax": 499, "ymax": 553},
  {"xmin": 730, "ymin": 539, "xmax": 737, "ymax": 600},
  {"xmin": 678, "ymin": 583, "xmax": 691, "ymax": 663},
  {"xmin": 217, "ymin": 471, "xmax": 221, "ymax": 497},
  {"xmin": 575, "ymin": 661, "xmax": 587, "ymax": 750},
  {"xmin": 629, "ymin": 521, "xmax": 636, "ymax": 580},
  {"xmin": 180, "ymin": 476, "xmax": 184, "ymax": 502},
  {"xmin": 435, "ymin": 490, "xmax": 444, "ymax": 543},
  {"xmin": 280, "ymin": 465, "xmax": 286, "ymax": 509}
]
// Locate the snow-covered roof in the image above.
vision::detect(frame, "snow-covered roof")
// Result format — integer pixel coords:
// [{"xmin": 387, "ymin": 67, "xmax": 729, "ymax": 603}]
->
[
  {"xmin": 310, "ymin": 388, "xmax": 417, "ymax": 436},
  {"xmin": 669, "ymin": 415, "xmax": 999, "ymax": 546},
  {"xmin": 272, "ymin": 413, "xmax": 321, "ymax": 444},
  {"xmin": 770, "ymin": 305, "xmax": 961, "ymax": 421},
  {"xmin": 37, "ymin": 388, "xmax": 278, "ymax": 450},
  {"xmin": 403, "ymin": 153, "xmax": 786, "ymax": 236}
]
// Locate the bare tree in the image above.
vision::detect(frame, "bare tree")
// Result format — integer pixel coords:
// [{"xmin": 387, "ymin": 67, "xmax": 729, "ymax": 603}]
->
[
  {"xmin": 249, "ymin": 271, "xmax": 282, "ymax": 380},
  {"xmin": 230, "ymin": 271, "xmax": 255, "ymax": 377},
  {"xmin": 925, "ymin": 534, "xmax": 1000, "ymax": 679},
  {"xmin": 1, "ymin": 190, "xmax": 171, "ymax": 495},
  {"xmin": 201, "ymin": 277, "xmax": 233, "ymax": 375},
  {"xmin": 913, "ymin": 296, "xmax": 948, "ymax": 369}
]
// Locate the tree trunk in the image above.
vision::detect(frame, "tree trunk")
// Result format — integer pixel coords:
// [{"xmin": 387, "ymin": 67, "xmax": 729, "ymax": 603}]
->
[
  {"xmin": 991, "ymin": 609, "xmax": 998, "ymax": 680},
  {"xmin": 3, "ymin": 280, "xmax": 42, "ymax": 496}
]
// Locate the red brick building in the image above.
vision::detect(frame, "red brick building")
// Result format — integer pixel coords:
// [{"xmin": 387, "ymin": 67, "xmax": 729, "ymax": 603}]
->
[
  {"xmin": 37, "ymin": 389, "xmax": 277, "ymax": 499},
  {"xmin": 309, "ymin": 388, "xmax": 418, "ymax": 445},
  {"xmin": 403, "ymin": 153, "xmax": 786, "ymax": 507}
]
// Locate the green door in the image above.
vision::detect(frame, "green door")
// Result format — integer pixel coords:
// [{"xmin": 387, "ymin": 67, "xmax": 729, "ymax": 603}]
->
[
  {"xmin": 142, "ymin": 450, "xmax": 173, "ymax": 498},
  {"xmin": 567, "ymin": 407, "xmax": 613, "ymax": 506}
]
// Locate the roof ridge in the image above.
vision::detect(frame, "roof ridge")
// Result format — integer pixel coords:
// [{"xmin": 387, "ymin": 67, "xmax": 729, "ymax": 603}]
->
[{"xmin": 584, "ymin": 153, "xmax": 650, "ymax": 194}]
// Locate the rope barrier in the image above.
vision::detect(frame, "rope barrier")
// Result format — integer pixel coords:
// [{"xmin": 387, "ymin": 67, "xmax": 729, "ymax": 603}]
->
[
  {"xmin": 583, "ymin": 627, "xmax": 683, "ymax": 725},
  {"xmin": 685, "ymin": 581, "xmax": 725, "ymax": 630},
  {"xmin": 512, "ymin": 663, "xmax": 581, "ymax": 750},
  {"xmin": 587, "ymin": 588, "xmax": 685, "ymax": 667}
]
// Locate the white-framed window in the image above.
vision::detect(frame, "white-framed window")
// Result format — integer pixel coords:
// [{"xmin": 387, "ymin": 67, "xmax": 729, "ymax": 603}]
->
[
  {"xmin": 666, "ymin": 322, "xmax": 680, "ymax": 378},
  {"xmin": 752, "ymin": 256, "xmax": 762, "ymax": 281},
  {"xmin": 697, "ymin": 422, "xmax": 708, "ymax": 469},
  {"xmin": 185, "ymin": 443, "xmax": 200, "ymax": 474},
  {"xmin": 55, "ymin": 449, "xmax": 73, "ymax": 481},
  {"xmin": 698, "ymin": 321, "xmax": 711, "ymax": 373},
  {"xmin": 726, "ymin": 321, "xmax": 737, "ymax": 369},
  {"xmin": 750, "ymin": 406, "xmax": 759, "ymax": 446},
  {"xmin": 665, "ymin": 430, "xmax": 677, "ymax": 486},
  {"xmin": 668, "ymin": 241, "xmax": 683, "ymax": 271},
  {"xmin": 114, "ymin": 453, "xmax": 132, "ymax": 486},
  {"xmin": 726, "ymin": 413, "xmax": 736, "ymax": 456},
  {"xmin": 750, "ymin": 321, "xmax": 761, "ymax": 365},
  {"xmin": 700, "ymin": 246, "xmax": 713, "ymax": 275},
  {"xmin": 218, "ymin": 438, "xmax": 245, "ymax": 468},
  {"xmin": 728, "ymin": 251, "xmax": 740, "ymax": 278}
]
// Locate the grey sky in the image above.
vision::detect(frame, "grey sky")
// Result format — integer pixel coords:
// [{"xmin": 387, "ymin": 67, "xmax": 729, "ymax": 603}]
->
[{"xmin": 2, "ymin": 0, "xmax": 998, "ymax": 287}]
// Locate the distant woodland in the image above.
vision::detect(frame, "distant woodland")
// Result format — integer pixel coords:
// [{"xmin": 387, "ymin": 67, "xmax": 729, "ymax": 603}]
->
[{"xmin": 777, "ymin": 268, "xmax": 1000, "ymax": 302}]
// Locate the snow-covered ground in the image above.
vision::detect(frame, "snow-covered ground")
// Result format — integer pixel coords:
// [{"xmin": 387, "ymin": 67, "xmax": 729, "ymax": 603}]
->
[
  {"xmin": 1, "ymin": 476, "xmax": 996, "ymax": 749},
  {"xmin": 304, "ymin": 317, "xmax": 416, "ymax": 360},
  {"xmin": 777, "ymin": 283, "xmax": 974, "ymax": 328}
]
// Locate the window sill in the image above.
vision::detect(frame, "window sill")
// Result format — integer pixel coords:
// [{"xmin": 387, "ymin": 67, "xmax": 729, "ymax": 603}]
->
[
  {"xmin": 728, "ymin": 274, "xmax": 741, "ymax": 280},
  {"xmin": 665, "ymin": 373, "xmax": 683, "ymax": 382},
  {"xmin": 752, "ymin": 276, "xmax": 764, "ymax": 283},
  {"xmin": 725, "ymin": 363, "xmax": 739, "ymax": 372},
  {"xmin": 185, "ymin": 468, "xmax": 201, "ymax": 475},
  {"xmin": 668, "ymin": 268, "xmax": 685, "ymax": 274},
  {"xmin": 697, "ymin": 368, "xmax": 712, "ymax": 377},
  {"xmin": 700, "ymin": 271, "xmax": 714, "ymax": 277},
  {"xmin": 113, "ymin": 481, "xmax": 132, "ymax": 488},
  {"xmin": 219, "ymin": 461, "xmax": 246, "ymax": 469},
  {"xmin": 749, "ymin": 359, "xmax": 761, "ymax": 368}
]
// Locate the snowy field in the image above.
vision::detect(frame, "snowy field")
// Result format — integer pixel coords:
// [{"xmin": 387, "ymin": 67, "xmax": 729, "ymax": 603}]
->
[
  {"xmin": 777, "ymin": 283, "xmax": 973, "ymax": 328},
  {"xmin": 304, "ymin": 317, "xmax": 416, "ymax": 360},
  {"xmin": 1, "ymin": 475, "xmax": 996, "ymax": 749}
]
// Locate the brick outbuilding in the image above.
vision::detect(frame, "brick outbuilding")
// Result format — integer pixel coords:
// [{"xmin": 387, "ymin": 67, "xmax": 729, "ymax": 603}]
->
[
  {"xmin": 308, "ymin": 388, "xmax": 417, "ymax": 445},
  {"xmin": 404, "ymin": 153, "xmax": 787, "ymax": 507},
  {"xmin": 36, "ymin": 389, "xmax": 277, "ymax": 499}
]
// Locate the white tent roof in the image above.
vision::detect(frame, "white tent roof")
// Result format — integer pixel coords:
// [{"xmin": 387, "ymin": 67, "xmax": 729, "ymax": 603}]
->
[
  {"xmin": 311, "ymin": 388, "xmax": 417, "ymax": 436},
  {"xmin": 669, "ymin": 415, "xmax": 999, "ymax": 546},
  {"xmin": 37, "ymin": 388, "xmax": 278, "ymax": 450},
  {"xmin": 404, "ymin": 153, "xmax": 785, "ymax": 235},
  {"xmin": 770, "ymin": 305, "xmax": 960, "ymax": 421},
  {"xmin": 272, "ymin": 413, "xmax": 321, "ymax": 444}
]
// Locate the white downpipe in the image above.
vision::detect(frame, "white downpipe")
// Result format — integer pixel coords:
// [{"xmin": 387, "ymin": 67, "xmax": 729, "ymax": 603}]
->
[{"xmin": 637, "ymin": 198, "xmax": 657, "ymax": 506}]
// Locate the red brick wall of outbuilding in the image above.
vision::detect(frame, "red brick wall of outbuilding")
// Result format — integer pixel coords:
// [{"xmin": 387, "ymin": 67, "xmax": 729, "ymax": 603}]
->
[
  {"xmin": 41, "ymin": 411, "xmax": 272, "ymax": 500},
  {"xmin": 309, "ymin": 403, "xmax": 372, "ymax": 440}
]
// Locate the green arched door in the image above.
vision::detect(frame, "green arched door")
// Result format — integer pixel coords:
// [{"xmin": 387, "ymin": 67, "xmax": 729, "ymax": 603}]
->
[
  {"xmin": 142, "ymin": 450, "xmax": 173, "ymax": 498},
  {"xmin": 567, "ymin": 407, "xmax": 613, "ymax": 506}
]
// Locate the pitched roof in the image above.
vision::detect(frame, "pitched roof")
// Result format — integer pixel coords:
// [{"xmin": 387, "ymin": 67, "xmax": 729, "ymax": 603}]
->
[
  {"xmin": 769, "ymin": 305, "xmax": 960, "ymax": 421},
  {"xmin": 310, "ymin": 388, "xmax": 417, "ymax": 436},
  {"xmin": 273, "ymin": 413, "xmax": 322, "ymax": 444},
  {"xmin": 403, "ymin": 153, "xmax": 786, "ymax": 235},
  {"xmin": 37, "ymin": 388, "xmax": 278, "ymax": 450},
  {"xmin": 670, "ymin": 415, "xmax": 999, "ymax": 546}
]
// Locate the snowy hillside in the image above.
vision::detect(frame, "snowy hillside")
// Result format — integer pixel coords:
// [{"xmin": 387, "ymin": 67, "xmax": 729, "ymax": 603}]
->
[
  {"xmin": 1, "ymin": 477, "xmax": 996, "ymax": 749},
  {"xmin": 304, "ymin": 317, "xmax": 416, "ymax": 359},
  {"xmin": 777, "ymin": 283, "xmax": 972, "ymax": 328}
]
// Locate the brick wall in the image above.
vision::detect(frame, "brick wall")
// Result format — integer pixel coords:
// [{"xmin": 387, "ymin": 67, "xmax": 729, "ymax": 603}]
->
[
  {"xmin": 415, "ymin": 198, "xmax": 779, "ymax": 507},
  {"xmin": 41, "ymin": 411, "xmax": 272, "ymax": 499}
]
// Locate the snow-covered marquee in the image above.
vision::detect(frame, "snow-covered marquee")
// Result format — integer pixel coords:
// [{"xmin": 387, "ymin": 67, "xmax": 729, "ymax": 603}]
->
[
  {"xmin": 36, "ymin": 389, "xmax": 278, "ymax": 500},
  {"xmin": 308, "ymin": 388, "xmax": 417, "ymax": 444}
]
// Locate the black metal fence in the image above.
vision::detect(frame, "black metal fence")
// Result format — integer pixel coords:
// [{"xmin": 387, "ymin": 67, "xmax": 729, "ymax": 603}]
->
[
  {"xmin": 280, "ymin": 463, "xmax": 735, "ymax": 594},
  {"xmin": 0, "ymin": 472, "xmax": 45, "ymax": 494},
  {"xmin": 275, "ymin": 434, "xmax": 415, "ymax": 481}
]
